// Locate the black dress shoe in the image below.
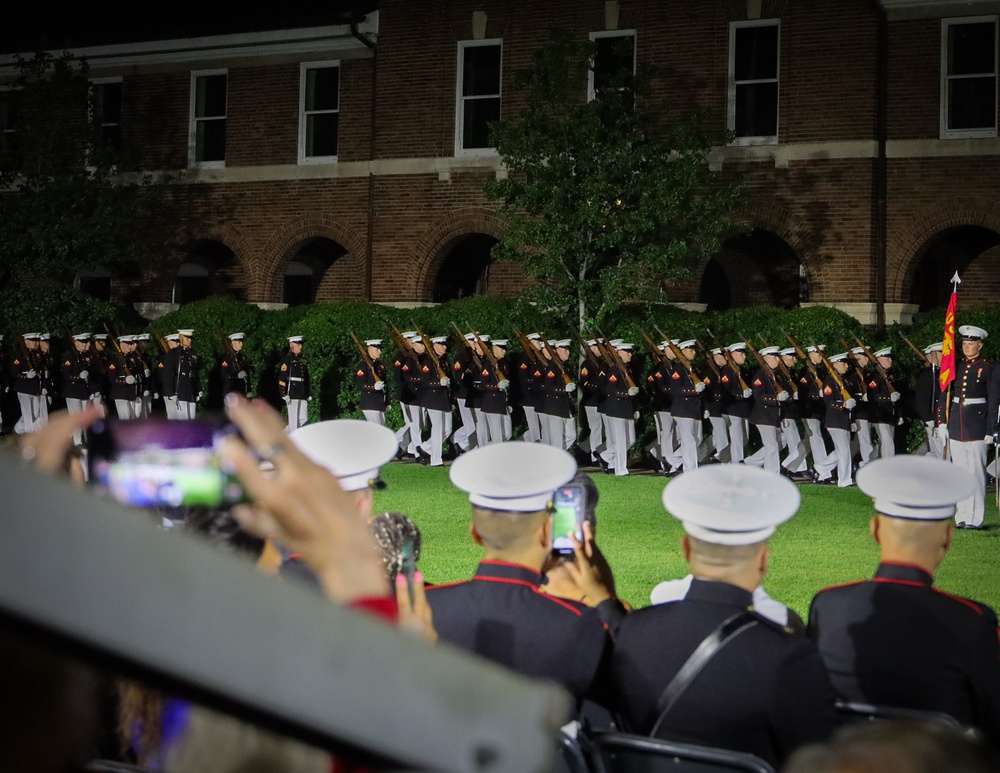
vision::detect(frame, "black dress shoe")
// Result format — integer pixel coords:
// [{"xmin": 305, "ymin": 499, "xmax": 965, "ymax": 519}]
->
[{"xmin": 417, "ymin": 450, "xmax": 431, "ymax": 466}]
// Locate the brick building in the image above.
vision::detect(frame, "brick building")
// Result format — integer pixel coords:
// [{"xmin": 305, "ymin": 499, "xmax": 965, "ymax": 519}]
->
[{"xmin": 2, "ymin": 0, "xmax": 998, "ymax": 323}]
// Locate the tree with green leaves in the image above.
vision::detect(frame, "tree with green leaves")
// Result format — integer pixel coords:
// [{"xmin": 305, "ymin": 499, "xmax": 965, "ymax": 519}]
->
[
  {"xmin": 0, "ymin": 52, "xmax": 165, "ymax": 300},
  {"xmin": 486, "ymin": 30, "xmax": 744, "ymax": 330}
]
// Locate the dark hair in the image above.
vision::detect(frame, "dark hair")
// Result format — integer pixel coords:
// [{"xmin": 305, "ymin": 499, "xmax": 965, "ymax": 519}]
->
[
  {"xmin": 369, "ymin": 511, "xmax": 421, "ymax": 584},
  {"xmin": 182, "ymin": 508, "xmax": 266, "ymax": 561}
]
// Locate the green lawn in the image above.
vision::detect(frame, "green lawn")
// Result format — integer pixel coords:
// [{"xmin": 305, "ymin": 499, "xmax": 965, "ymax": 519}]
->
[{"xmin": 376, "ymin": 463, "xmax": 1000, "ymax": 619}]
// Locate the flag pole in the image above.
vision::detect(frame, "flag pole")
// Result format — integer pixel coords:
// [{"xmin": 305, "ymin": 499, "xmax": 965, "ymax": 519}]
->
[{"xmin": 941, "ymin": 272, "xmax": 961, "ymax": 461}]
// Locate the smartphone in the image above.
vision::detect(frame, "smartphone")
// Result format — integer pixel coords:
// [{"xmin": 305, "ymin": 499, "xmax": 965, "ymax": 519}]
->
[
  {"xmin": 551, "ymin": 484, "xmax": 587, "ymax": 556},
  {"xmin": 88, "ymin": 416, "xmax": 247, "ymax": 508},
  {"xmin": 399, "ymin": 538, "xmax": 417, "ymax": 607}
]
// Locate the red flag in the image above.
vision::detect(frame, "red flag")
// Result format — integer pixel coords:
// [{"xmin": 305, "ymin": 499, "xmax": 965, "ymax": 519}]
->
[{"xmin": 939, "ymin": 290, "xmax": 957, "ymax": 392}]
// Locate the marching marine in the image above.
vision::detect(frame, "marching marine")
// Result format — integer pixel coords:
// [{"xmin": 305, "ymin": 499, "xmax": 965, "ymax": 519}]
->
[{"xmin": 278, "ymin": 335, "xmax": 311, "ymax": 431}]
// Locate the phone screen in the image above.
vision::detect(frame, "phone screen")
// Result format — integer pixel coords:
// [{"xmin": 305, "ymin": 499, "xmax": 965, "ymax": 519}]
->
[
  {"xmin": 88, "ymin": 417, "xmax": 247, "ymax": 508},
  {"xmin": 551, "ymin": 484, "xmax": 586, "ymax": 556},
  {"xmin": 399, "ymin": 538, "xmax": 417, "ymax": 606}
]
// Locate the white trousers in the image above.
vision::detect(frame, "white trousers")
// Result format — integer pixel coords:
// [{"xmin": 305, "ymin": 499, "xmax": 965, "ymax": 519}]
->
[
  {"xmin": 15, "ymin": 393, "xmax": 44, "ymax": 434},
  {"xmin": 579, "ymin": 405, "xmax": 605, "ymax": 462},
  {"xmin": 600, "ymin": 416, "xmax": 635, "ymax": 476},
  {"xmin": 708, "ymin": 415, "xmax": 730, "ymax": 462},
  {"xmin": 65, "ymin": 397, "xmax": 90, "ymax": 446},
  {"xmin": 115, "ymin": 399, "xmax": 142, "ymax": 421},
  {"xmin": 420, "ymin": 408, "xmax": 453, "ymax": 466},
  {"xmin": 725, "ymin": 414, "xmax": 748, "ymax": 463},
  {"xmin": 475, "ymin": 410, "xmax": 506, "ymax": 446},
  {"xmin": 395, "ymin": 402, "xmax": 424, "ymax": 455},
  {"xmin": 522, "ymin": 405, "xmax": 541, "ymax": 443},
  {"xmin": 453, "ymin": 398, "xmax": 477, "ymax": 451},
  {"xmin": 286, "ymin": 399, "xmax": 308, "ymax": 431},
  {"xmin": 673, "ymin": 416, "xmax": 700, "ymax": 473},
  {"xmin": 854, "ymin": 418, "xmax": 874, "ymax": 466},
  {"xmin": 924, "ymin": 421, "xmax": 946, "ymax": 459},
  {"xmin": 781, "ymin": 418, "xmax": 809, "ymax": 472},
  {"xmin": 649, "ymin": 411, "xmax": 680, "ymax": 470},
  {"xmin": 873, "ymin": 422, "xmax": 895, "ymax": 459},
  {"xmin": 746, "ymin": 424, "xmax": 781, "ymax": 473},
  {"xmin": 951, "ymin": 440, "xmax": 987, "ymax": 527},
  {"xmin": 540, "ymin": 412, "xmax": 576, "ymax": 451},
  {"xmin": 829, "ymin": 428, "xmax": 853, "ymax": 487},
  {"xmin": 362, "ymin": 409, "xmax": 386, "ymax": 426},
  {"xmin": 805, "ymin": 418, "xmax": 836, "ymax": 479}
]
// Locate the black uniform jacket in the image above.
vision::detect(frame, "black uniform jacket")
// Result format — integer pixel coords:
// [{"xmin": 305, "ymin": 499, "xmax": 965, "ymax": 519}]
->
[
  {"xmin": 220, "ymin": 350, "xmax": 251, "ymax": 397},
  {"xmin": 866, "ymin": 370, "xmax": 896, "ymax": 425},
  {"xmin": 277, "ymin": 352, "xmax": 310, "ymax": 399},
  {"xmin": 610, "ymin": 579, "xmax": 836, "ymax": 767},
  {"xmin": 668, "ymin": 362, "xmax": 701, "ymax": 420},
  {"xmin": 598, "ymin": 364, "xmax": 635, "ymax": 420},
  {"xmin": 914, "ymin": 365, "xmax": 941, "ymax": 423},
  {"xmin": 821, "ymin": 374, "xmax": 852, "ymax": 432},
  {"xmin": 947, "ymin": 356, "xmax": 998, "ymax": 441},
  {"xmin": 356, "ymin": 359, "xmax": 387, "ymax": 411},
  {"xmin": 720, "ymin": 365, "xmax": 750, "ymax": 419},
  {"xmin": 418, "ymin": 353, "xmax": 451, "ymax": 413},
  {"xmin": 808, "ymin": 562, "xmax": 1000, "ymax": 749},
  {"xmin": 61, "ymin": 351, "xmax": 93, "ymax": 400},
  {"xmin": 580, "ymin": 355, "xmax": 603, "ymax": 409},
  {"xmin": 425, "ymin": 560, "xmax": 610, "ymax": 701},
  {"xmin": 107, "ymin": 352, "xmax": 139, "ymax": 401},
  {"xmin": 647, "ymin": 361, "xmax": 672, "ymax": 413},
  {"xmin": 12, "ymin": 350, "xmax": 43, "ymax": 397},
  {"xmin": 749, "ymin": 368, "xmax": 782, "ymax": 428},
  {"xmin": 157, "ymin": 348, "xmax": 178, "ymax": 398},
  {"xmin": 539, "ymin": 362, "xmax": 573, "ymax": 419},
  {"xmin": 168, "ymin": 346, "xmax": 201, "ymax": 401},
  {"xmin": 471, "ymin": 359, "xmax": 508, "ymax": 415}
]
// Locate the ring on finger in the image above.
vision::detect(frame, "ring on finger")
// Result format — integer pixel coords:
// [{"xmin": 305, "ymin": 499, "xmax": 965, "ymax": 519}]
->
[{"xmin": 256, "ymin": 443, "xmax": 286, "ymax": 462}]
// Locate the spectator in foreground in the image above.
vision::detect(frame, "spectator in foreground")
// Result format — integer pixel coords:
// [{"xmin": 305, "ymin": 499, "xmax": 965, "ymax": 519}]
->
[
  {"xmin": 807, "ymin": 455, "xmax": 1000, "ymax": 749},
  {"xmin": 609, "ymin": 465, "xmax": 836, "ymax": 767}
]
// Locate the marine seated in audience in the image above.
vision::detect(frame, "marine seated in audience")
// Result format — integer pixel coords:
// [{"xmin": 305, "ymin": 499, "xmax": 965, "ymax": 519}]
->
[
  {"xmin": 608, "ymin": 465, "xmax": 836, "ymax": 767},
  {"xmin": 807, "ymin": 455, "xmax": 1000, "ymax": 749},
  {"xmin": 425, "ymin": 442, "xmax": 612, "ymax": 703}
]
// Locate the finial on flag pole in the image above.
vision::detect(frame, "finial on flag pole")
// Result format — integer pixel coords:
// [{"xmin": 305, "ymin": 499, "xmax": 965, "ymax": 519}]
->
[{"xmin": 951, "ymin": 271, "xmax": 962, "ymax": 291}]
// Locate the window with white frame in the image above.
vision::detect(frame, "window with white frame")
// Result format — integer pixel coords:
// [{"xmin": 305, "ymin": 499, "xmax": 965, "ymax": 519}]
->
[
  {"xmin": 456, "ymin": 40, "xmax": 502, "ymax": 156},
  {"xmin": 189, "ymin": 70, "xmax": 227, "ymax": 168},
  {"xmin": 589, "ymin": 30, "xmax": 636, "ymax": 101},
  {"xmin": 91, "ymin": 78, "xmax": 123, "ymax": 152},
  {"xmin": 0, "ymin": 88, "xmax": 20, "ymax": 170},
  {"xmin": 728, "ymin": 20, "xmax": 780, "ymax": 144},
  {"xmin": 941, "ymin": 16, "xmax": 998, "ymax": 138},
  {"xmin": 299, "ymin": 62, "xmax": 340, "ymax": 163}
]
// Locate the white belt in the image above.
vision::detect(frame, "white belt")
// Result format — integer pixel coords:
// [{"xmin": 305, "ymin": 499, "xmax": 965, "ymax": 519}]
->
[
  {"xmin": 289, "ymin": 377, "xmax": 304, "ymax": 382},
  {"xmin": 953, "ymin": 397, "xmax": 986, "ymax": 405}
]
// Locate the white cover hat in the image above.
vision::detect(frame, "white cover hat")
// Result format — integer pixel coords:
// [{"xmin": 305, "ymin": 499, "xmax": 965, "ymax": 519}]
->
[
  {"xmin": 778, "ymin": 347, "xmax": 796, "ymax": 357},
  {"xmin": 662, "ymin": 465, "xmax": 800, "ymax": 546},
  {"xmin": 365, "ymin": 338, "xmax": 383, "ymax": 347},
  {"xmin": 759, "ymin": 346, "xmax": 781, "ymax": 356},
  {"xmin": 873, "ymin": 347, "xmax": 892, "ymax": 358},
  {"xmin": 727, "ymin": 342, "xmax": 747, "ymax": 352},
  {"xmin": 287, "ymin": 335, "xmax": 304, "ymax": 344},
  {"xmin": 177, "ymin": 329, "xmax": 195, "ymax": 337},
  {"xmin": 923, "ymin": 342, "xmax": 944, "ymax": 354},
  {"xmin": 959, "ymin": 325, "xmax": 988, "ymax": 341},
  {"xmin": 450, "ymin": 442, "xmax": 577, "ymax": 513},
  {"xmin": 229, "ymin": 332, "xmax": 245, "ymax": 341},
  {"xmin": 290, "ymin": 420, "xmax": 397, "ymax": 492},
  {"xmin": 857, "ymin": 455, "xmax": 976, "ymax": 521}
]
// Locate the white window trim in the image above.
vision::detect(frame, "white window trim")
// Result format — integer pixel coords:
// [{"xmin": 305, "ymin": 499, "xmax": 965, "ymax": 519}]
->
[
  {"xmin": 587, "ymin": 29, "xmax": 637, "ymax": 102},
  {"xmin": 188, "ymin": 68, "xmax": 227, "ymax": 169},
  {"xmin": 940, "ymin": 15, "xmax": 998, "ymax": 140},
  {"xmin": 298, "ymin": 60, "xmax": 340, "ymax": 165},
  {"xmin": 727, "ymin": 19, "xmax": 780, "ymax": 147},
  {"xmin": 455, "ymin": 39, "xmax": 502, "ymax": 158}
]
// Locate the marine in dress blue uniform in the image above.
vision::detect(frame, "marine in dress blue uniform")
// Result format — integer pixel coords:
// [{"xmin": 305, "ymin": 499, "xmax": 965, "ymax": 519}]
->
[
  {"xmin": 425, "ymin": 442, "xmax": 611, "ymax": 703},
  {"xmin": 915, "ymin": 341, "xmax": 945, "ymax": 458},
  {"xmin": 356, "ymin": 338, "xmax": 388, "ymax": 426},
  {"xmin": 720, "ymin": 343, "xmax": 753, "ymax": 464},
  {"xmin": 807, "ymin": 455, "xmax": 1000, "ymax": 749},
  {"xmin": 220, "ymin": 332, "xmax": 251, "ymax": 398},
  {"xmin": 609, "ymin": 465, "xmax": 836, "ymax": 767},
  {"xmin": 744, "ymin": 346, "xmax": 788, "ymax": 474},
  {"xmin": 278, "ymin": 335, "xmax": 310, "ymax": 431}
]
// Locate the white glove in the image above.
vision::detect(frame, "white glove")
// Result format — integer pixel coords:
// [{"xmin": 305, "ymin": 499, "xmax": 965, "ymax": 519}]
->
[
  {"xmin": 79, "ymin": 370, "xmax": 89, "ymax": 380},
  {"xmin": 845, "ymin": 398, "xmax": 856, "ymax": 410},
  {"xmin": 307, "ymin": 396, "xmax": 312, "ymax": 402},
  {"xmin": 143, "ymin": 390, "xmax": 150, "ymax": 397},
  {"xmin": 565, "ymin": 382, "xmax": 576, "ymax": 393},
  {"xmin": 237, "ymin": 370, "xmax": 247, "ymax": 380},
  {"xmin": 153, "ymin": 393, "xmax": 159, "ymax": 400},
  {"xmin": 283, "ymin": 395, "xmax": 291, "ymax": 404},
  {"xmin": 777, "ymin": 390, "xmax": 789, "ymax": 402},
  {"xmin": 628, "ymin": 386, "xmax": 639, "ymax": 397},
  {"xmin": 935, "ymin": 424, "xmax": 948, "ymax": 441},
  {"xmin": 374, "ymin": 381, "xmax": 385, "ymax": 391},
  {"xmin": 144, "ymin": 369, "xmax": 151, "ymax": 378},
  {"xmin": 703, "ymin": 409, "xmax": 710, "ymax": 419},
  {"xmin": 440, "ymin": 377, "xmax": 451, "ymax": 387},
  {"xmin": 498, "ymin": 379, "xmax": 510, "ymax": 391},
  {"xmin": 924, "ymin": 420, "xmax": 934, "ymax": 429},
  {"xmin": 861, "ymin": 393, "xmax": 868, "ymax": 402},
  {"xmin": 792, "ymin": 391, "xmax": 799, "ymax": 401},
  {"xmin": 25, "ymin": 369, "xmax": 37, "ymax": 379},
  {"xmin": 890, "ymin": 391, "xmax": 901, "ymax": 403},
  {"xmin": 742, "ymin": 388, "xmax": 753, "ymax": 399},
  {"xmin": 91, "ymin": 393, "xmax": 101, "ymax": 401},
  {"xmin": 125, "ymin": 375, "xmax": 135, "ymax": 385},
  {"xmin": 197, "ymin": 392, "xmax": 204, "ymax": 402},
  {"xmin": 41, "ymin": 388, "xmax": 48, "ymax": 396},
  {"xmin": 988, "ymin": 434, "xmax": 998, "ymax": 444},
  {"xmin": 694, "ymin": 382, "xmax": 705, "ymax": 393},
  {"xmin": 851, "ymin": 423, "xmax": 858, "ymax": 432},
  {"xmin": 633, "ymin": 411, "xmax": 640, "ymax": 420}
]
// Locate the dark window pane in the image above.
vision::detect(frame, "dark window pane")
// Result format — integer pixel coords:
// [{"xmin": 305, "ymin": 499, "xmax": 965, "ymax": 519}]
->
[
  {"xmin": 197, "ymin": 119, "xmax": 226, "ymax": 162},
  {"xmin": 306, "ymin": 113, "xmax": 339, "ymax": 157},
  {"xmin": 949, "ymin": 77, "xmax": 997, "ymax": 130},
  {"xmin": 306, "ymin": 67, "xmax": 339, "ymax": 111},
  {"xmin": 96, "ymin": 83, "xmax": 122, "ymax": 124},
  {"xmin": 594, "ymin": 35, "xmax": 635, "ymax": 91},
  {"xmin": 101, "ymin": 124, "xmax": 122, "ymax": 151},
  {"xmin": 196, "ymin": 75, "xmax": 227, "ymax": 118},
  {"xmin": 79, "ymin": 276, "xmax": 112, "ymax": 302},
  {"xmin": 462, "ymin": 97, "xmax": 500, "ymax": 149},
  {"xmin": 176, "ymin": 276, "xmax": 208, "ymax": 304},
  {"xmin": 949, "ymin": 22, "xmax": 996, "ymax": 76},
  {"xmin": 283, "ymin": 274, "xmax": 314, "ymax": 306},
  {"xmin": 463, "ymin": 45, "xmax": 501, "ymax": 97},
  {"xmin": 735, "ymin": 25, "xmax": 778, "ymax": 81},
  {"xmin": 735, "ymin": 82, "xmax": 778, "ymax": 137}
]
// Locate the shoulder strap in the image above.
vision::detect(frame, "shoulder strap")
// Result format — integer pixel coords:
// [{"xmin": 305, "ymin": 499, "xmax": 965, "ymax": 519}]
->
[{"xmin": 648, "ymin": 610, "xmax": 758, "ymax": 738}]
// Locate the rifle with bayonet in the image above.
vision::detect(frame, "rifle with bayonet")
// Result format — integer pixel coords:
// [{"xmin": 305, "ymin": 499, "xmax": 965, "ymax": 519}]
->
[
  {"xmin": 695, "ymin": 339, "xmax": 723, "ymax": 381},
  {"xmin": 758, "ymin": 334, "xmax": 798, "ymax": 396},
  {"xmin": 450, "ymin": 323, "xmax": 483, "ymax": 370},
  {"xmin": 782, "ymin": 330, "xmax": 824, "ymax": 391},
  {"xmin": 813, "ymin": 341, "xmax": 853, "ymax": 402},
  {"xmin": 741, "ymin": 334, "xmax": 784, "ymax": 397},
  {"xmin": 641, "ymin": 331, "xmax": 669, "ymax": 365},
  {"xmin": 842, "ymin": 338, "xmax": 869, "ymax": 386},
  {"xmin": 590, "ymin": 324, "xmax": 637, "ymax": 391},
  {"xmin": 707, "ymin": 328, "xmax": 751, "ymax": 394},
  {"xmin": 854, "ymin": 336, "xmax": 898, "ymax": 397},
  {"xmin": 464, "ymin": 322, "xmax": 506, "ymax": 383},
  {"xmin": 350, "ymin": 331, "xmax": 383, "ymax": 384},
  {"xmin": 898, "ymin": 332, "xmax": 931, "ymax": 366},
  {"xmin": 412, "ymin": 320, "xmax": 447, "ymax": 380},
  {"xmin": 537, "ymin": 334, "xmax": 574, "ymax": 386},
  {"xmin": 653, "ymin": 324, "xmax": 704, "ymax": 390},
  {"xmin": 512, "ymin": 328, "xmax": 543, "ymax": 366}
]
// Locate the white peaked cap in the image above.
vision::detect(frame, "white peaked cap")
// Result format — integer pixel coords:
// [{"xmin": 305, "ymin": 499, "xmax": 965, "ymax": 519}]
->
[
  {"xmin": 287, "ymin": 335, "xmax": 304, "ymax": 343},
  {"xmin": 165, "ymin": 333, "xmax": 180, "ymax": 342},
  {"xmin": 827, "ymin": 352, "xmax": 848, "ymax": 362},
  {"xmin": 662, "ymin": 465, "xmax": 800, "ymax": 546},
  {"xmin": 873, "ymin": 347, "xmax": 891, "ymax": 357},
  {"xmin": 676, "ymin": 340, "xmax": 696, "ymax": 349},
  {"xmin": 364, "ymin": 339, "xmax": 383, "ymax": 347},
  {"xmin": 450, "ymin": 442, "xmax": 577, "ymax": 513},
  {"xmin": 778, "ymin": 347, "xmax": 796, "ymax": 357},
  {"xmin": 727, "ymin": 342, "xmax": 747, "ymax": 351},
  {"xmin": 805, "ymin": 345, "xmax": 825, "ymax": 353},
  {"xmin": 923, "ymin": 342, "xmax": 943, "ymax": 354},
  {"xmin": 759, "ymin": 346, "xmax": 781, "ymax": 356},
  {"xmin": 290, "ymin": 420, "xmax": 397, "ymax": 492},
  {"xmin": 959, "ymin": 325, "xmax": 988, "ymax": 340},
  {"xmin": 177, "ymin": 329, "xmax": 195, "ymax": 336},
  {"xmin": 857, "ymin": 455, "xmax": 976, "ymax": 521},
  {"xmin": 492, "ymin": 339, "xmax": 509, "ymax": 347},
  {"xmin": 850, "ymin": 347, "xmax": 866, "ymax": 355},
  {"xmin": 73, "ymin": 333, "xmax": 92, "ymax": 340},
  {"xmin": 229, "ymin": 332, "xmax": 245, "ymax": 341}
]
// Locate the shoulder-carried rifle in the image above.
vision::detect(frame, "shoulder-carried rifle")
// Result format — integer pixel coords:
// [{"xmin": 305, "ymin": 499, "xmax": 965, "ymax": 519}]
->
[
  {"xmin": 782, "ymin": 330, "xmax": 824, "ymax": 391},
  {"xmin": 450, "ymin": 323, "xmax": 483, "ymax": 370},
  {"xmin": 813, "ymin": 341, "xmax": 852, "ymax": 402},
  {"xmin": 742, "ymin": 334, "xmax": 781, "ymax": 393},
  {"xmin": 590, "ymin": 324, "xmax": 637, "ymax": 390},
  {"xmin": 695, "ymin": 339, "xmax": 722, "ymax": 381},
  {"xmin": 854, "ymin": 336, "xmax": 898, "ymax": 396},
  {"xmin": 898, "ymin": 332, "xmax": 931, "ymax": 366},
  {"xmin": 512, "ymin": 328, "xmax": 543, "ymax": 366},
  {"xmin": 707, "ymin": 328, "xmax": 750, "ymax": 393},
  {"xmin": 536, "ymin": 334, "xmax": 573, "ymax": 386},
  {"xmin": 350, "ymin": 331, "xmax": 382, "ymax": 384},
  {"xmin": 758, "ymin": 335, "xmax": 798, "ymax": 395},
  {"xmin": 464, "ymin": 322, "xmax": 506, "ymax": 383},
  {"xmin": 412, "ymin": 320, "xmax": 447, "ymax": 380},
  {"xmin": 104, "ymin": 325, "xmax": 132, "ymax": 377},
  {"xmin": 653, "ymin": 324, "xmax": 703, "ymax": 387}
]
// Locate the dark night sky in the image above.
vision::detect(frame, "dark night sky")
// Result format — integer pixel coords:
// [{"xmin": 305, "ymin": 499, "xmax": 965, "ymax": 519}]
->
[{"xmin": 2, "ymin": 2, "xmax": 378, "ymax": 54}]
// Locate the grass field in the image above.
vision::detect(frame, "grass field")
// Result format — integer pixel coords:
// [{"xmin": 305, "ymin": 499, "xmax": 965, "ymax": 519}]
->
[{"xmin": 375, "ymin": 462, "xmax": 1000, "ymax": 619}]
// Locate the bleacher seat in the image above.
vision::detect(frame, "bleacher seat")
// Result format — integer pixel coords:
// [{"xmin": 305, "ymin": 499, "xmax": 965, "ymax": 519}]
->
[
  {"xmin": 834, "ymin": 700, "xmax": 962, "ymax": 729},
  {"xmin": 588, "ymin": 732, "xmax": 776, "ymax": 773}
]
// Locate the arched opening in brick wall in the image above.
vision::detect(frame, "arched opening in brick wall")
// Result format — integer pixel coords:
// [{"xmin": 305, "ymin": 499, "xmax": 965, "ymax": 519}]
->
[
  {"xmin": 699, "ymin": 229, "xmax": 804, "ymax": 311},
  {"xmin": 281, "ymin": 238, "xmax": 349, "ymax": 306},
  {"xmin": 171, "ymin": 240, "xmax": 246, "ymax": 304},
  {"xmin": 431, "ymin": 233, "xmax": 500, "ymax": 302},
  {"xmin": 907, "ymin": 226, "xmax": 1000, "ymax": 310},
  {"xmin": 74, "ymin": 268, "xmax": 112, "ymax": 302}
]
